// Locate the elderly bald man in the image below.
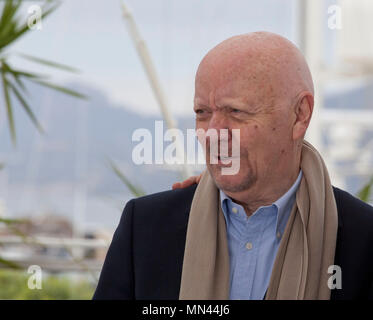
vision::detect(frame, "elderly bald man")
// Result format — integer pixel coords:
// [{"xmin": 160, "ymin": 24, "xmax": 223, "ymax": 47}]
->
[{"xmin": 93, "ymin": 32, "xmax": 373, "ymax": 300}]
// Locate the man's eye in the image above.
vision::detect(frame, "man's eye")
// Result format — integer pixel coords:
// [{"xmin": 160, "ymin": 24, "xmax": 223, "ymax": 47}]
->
[
  {"xmin": 229, "ymin": 108, "xmax": 243, "ymax": 114},
  {"xmin": 195, "ymin": 109, "xmax": 208, "ymax": 115}
]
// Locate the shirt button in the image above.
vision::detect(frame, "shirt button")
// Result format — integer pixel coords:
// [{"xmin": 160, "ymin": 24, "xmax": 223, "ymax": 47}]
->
[
  {"xmin": 246, "ymin": 242, "xmax": 253, "ymax": 250},
  {"xmin": 232, "ymin": 207, "xmax": 238, "ymax": 214},
  {"xmin": 276, "ymin": 231, "xmax": 281, "ymax": 239}
]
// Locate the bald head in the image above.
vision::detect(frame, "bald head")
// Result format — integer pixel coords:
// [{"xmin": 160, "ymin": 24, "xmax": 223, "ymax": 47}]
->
[{"xmin": 196, "ymin": 31, "xmax": 314, "ymax": 109}]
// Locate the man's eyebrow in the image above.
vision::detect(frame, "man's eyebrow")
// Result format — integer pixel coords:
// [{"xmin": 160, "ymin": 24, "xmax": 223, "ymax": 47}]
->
[
  {"xmin": 221, "ymin": 104, "xmax": 245, "ymax": 110},
  {"xmin": 193, "ymin": 103, "xmax": 210, "ymax": 109},
  {"xmin": 218, "ymin": 101, "xmax": 257, "ymax": 112}
]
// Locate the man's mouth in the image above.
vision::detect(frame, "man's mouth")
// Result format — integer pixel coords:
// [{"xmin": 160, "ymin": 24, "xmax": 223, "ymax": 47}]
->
[
  {"xmin": 219, "ymin": 155, "xmax": 233, "ymax": 161},
  {"xmin": 211, "ymin": 155, "xmax": 238, "ymax": 164}
]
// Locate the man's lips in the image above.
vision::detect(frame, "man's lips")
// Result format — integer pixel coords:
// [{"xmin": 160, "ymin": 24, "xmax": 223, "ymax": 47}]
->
[{"xmin": 210, "ymin": 155, "xmax": 239, "ymax": 165}]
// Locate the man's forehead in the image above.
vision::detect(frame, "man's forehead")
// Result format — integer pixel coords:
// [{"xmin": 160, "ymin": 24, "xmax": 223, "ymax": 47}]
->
[
  {"xmin": 196, "ymin": 37, "xmax": 273, "ymax": 83},
  {"xmin": 195, "ymin": 55, "xmax": 272, "ymax": 99},
  {"xmin": 194, "ymin": 32, "xmax": 314, "ymax": 111},
  {"xmin": 196, "ymin": 55, "xmax": 260, "ymax": 83},
  {"xmin": 194, "ymin": 72, "xmax": 273, "ymax": 107}
]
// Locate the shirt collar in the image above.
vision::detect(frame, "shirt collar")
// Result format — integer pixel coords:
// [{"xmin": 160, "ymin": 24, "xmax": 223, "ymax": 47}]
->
[
  {"xmin": 219, "ymin": 170, "xmax": 303, "ymax": 236},
  {"xmin": 273, "ymin": 170, "xmax": 302, "ymax": 235}
]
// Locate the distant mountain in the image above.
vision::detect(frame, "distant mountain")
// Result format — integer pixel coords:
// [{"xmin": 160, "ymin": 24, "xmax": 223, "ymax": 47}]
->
[{"xmin": 0, "ymin": 81, "xmax": 196, "ymax": 232}]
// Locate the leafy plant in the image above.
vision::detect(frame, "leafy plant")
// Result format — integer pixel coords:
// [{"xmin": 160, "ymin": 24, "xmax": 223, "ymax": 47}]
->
[
  {"xmin": 0, "ymin": 0, "xmax": 87, "ymax": 274},
  {"xmin": 108, "ymin": 159, "xmax": 146, "ymax": 197},
  {"xmin": 0, "ymin": 0, "xmax": 86, "ymax": 146},
  {"xmin": 0, "ymin": 216, "xmax": 30, "ymax": 269},
  {"xmin": 357, "ymin": 177, "xmax": 373, "ymax": 203},
  {"xmin": 0, "ymin": 269, "xmax": 95, "ymax": 299}
]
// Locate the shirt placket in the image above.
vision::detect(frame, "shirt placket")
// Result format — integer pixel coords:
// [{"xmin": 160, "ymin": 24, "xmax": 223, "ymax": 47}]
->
[{"xmin": 233, "ymin": 209, "xmax": 267, "ymax": 299}]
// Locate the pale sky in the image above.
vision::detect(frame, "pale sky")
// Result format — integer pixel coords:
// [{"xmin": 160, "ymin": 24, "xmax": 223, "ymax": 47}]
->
[{"xmin": 8, "ymin": 0, "xmax": 299, "ymax": 116}]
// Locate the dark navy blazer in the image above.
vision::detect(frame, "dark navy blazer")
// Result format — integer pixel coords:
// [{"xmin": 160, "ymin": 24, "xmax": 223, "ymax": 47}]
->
[{"xmin": 93, "ymin": 185, "xmax": 373, "ymax": 300}]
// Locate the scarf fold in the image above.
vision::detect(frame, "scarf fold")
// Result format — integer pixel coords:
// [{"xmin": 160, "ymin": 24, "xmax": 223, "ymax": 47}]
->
[{"xmin": 179, "ymin": 140, "xmax": 338, "ymax": 300}]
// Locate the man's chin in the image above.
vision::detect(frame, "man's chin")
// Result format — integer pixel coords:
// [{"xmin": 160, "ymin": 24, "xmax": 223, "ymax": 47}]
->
[{"xmin": 208, "ymin": 166, "xmax": 256, "ymax": 193}]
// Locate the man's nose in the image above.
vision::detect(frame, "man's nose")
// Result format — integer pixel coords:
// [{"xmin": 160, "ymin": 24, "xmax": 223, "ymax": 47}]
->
[
  {"xmin": 208, "ymin": 111, "xmax": 229, "ymax": 131},
  {"xmin": 206, "ymin": 112, "xmax": 231, "ymax": 150}
]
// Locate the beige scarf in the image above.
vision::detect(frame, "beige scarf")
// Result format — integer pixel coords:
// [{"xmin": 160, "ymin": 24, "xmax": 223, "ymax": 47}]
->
[{"xmin": 179, "ymin": 141, "xmax": 338, "ymax": 300}]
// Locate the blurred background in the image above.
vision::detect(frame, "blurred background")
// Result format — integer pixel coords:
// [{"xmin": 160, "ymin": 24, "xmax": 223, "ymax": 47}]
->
[{"xmin": 0, "ymin": 0, "xmax": 372, "ymax": 299}]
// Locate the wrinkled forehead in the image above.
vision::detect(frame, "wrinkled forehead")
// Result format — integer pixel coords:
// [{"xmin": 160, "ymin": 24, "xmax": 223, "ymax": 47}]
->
[{"xmin": 194, "ymin": 53, "xmax": 278, "ymax": 108}]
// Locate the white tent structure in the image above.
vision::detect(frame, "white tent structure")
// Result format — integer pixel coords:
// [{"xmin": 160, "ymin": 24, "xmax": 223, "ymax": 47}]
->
[{"xmin": 299, "ymin": 0, "xmax": 373, "ymax": 192}]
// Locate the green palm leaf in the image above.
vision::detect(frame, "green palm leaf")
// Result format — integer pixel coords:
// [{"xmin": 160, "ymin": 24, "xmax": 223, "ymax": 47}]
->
[
  {"xmin": 0, "ymin": 1, "xmax": 85, "ymax": 145},
  {"xmin": 1, "ymin": 60, "xmax": 48, "ymax": 79},
  {"xmin": 30, "ymin": 79, "xmax": 87, "ymax": 99},
  {"xmin": 7, "ymin": 80, "xmax": 44, "ymax": 133},
  {"xmin": 0, "ymin": 1, "xmax": 21, "ymax": 38},
  {"xmin": 0, "ymin": 257, "xmax": 20, "ymax": 269},
  {"xmin": 1, "ymin": 69, "xmax": 16, "ymax": 144},
  {"xmin": 0, "ymin": 0, "xmax": 86, "ymax": 271},
  {"xmin": 108, "ymin": 159, "xmax": 146, "ymax": 197},
  {"xmin": 17, "ymin": 53, "xmax": 80, "ymax": 73},
  {"xmin": 0, "ymin": 217, "xmax": 27, "ymax": 225},
  {"xmin": 357, "ymin": 177, "xmax": 373, "ymax": 203},
  {"xmin": 12, "ymin": 71, "xmax": 27, "ymax": 93},
  {"xmin": 0, "ymin": 2, "xmax": 59, "ymax": 51}
]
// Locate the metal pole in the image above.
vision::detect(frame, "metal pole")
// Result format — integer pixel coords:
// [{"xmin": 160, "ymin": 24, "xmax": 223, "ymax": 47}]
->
[{"xmin": 121, "ymin": 2, "xmax": 192, "ymax": 179}]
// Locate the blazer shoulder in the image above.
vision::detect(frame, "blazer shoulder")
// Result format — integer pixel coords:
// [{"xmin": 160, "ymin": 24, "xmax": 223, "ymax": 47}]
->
[
  {"xmin": 134, "ymin": 183, "xmax": 197, "ymax": 206},
  {"xmin": 127, "ymin": 184, "xmax": 198, "ymax": 220},
  {"xmin": 332, "ymin": 187, "xmax": 373, "ymax": 300},
  {"xmin": 333, "ymin": 186, "xmax": 373, "ymax": 233}
]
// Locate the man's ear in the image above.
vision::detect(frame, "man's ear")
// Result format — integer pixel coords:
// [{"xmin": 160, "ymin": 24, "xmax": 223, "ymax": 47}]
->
[{"xmin": 292, "ymin": 93, "xmax": 314, "ymax": 140}]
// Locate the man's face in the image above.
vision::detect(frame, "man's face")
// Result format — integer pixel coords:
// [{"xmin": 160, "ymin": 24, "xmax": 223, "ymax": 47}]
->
[{"xmin": 194, "ymin": 63, "xmax": 293, "ymax": 194}]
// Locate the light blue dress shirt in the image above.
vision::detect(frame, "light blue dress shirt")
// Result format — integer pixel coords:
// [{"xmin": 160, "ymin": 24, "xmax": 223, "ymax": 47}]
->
[{"xmin": 220, "ymin": 170, "xmax": 302, "ymax": 300}]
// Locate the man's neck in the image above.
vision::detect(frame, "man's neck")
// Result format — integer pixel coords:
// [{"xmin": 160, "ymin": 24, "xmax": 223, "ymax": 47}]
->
[{"xmin": 223, "ymin": 167, "xmax": 301, "ymax": 217}]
